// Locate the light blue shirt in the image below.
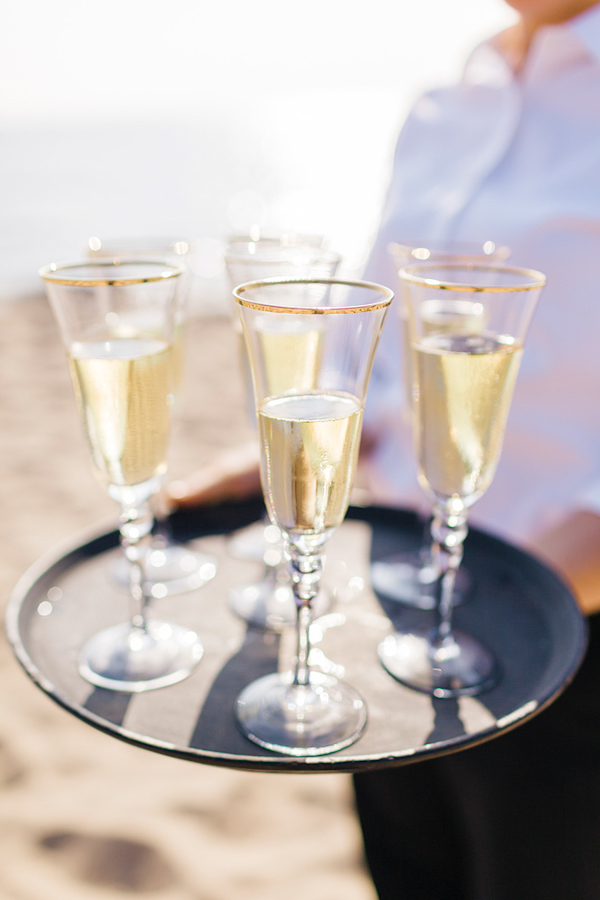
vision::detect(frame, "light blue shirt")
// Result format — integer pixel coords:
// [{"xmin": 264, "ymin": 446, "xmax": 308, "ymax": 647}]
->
[{"xmin": 363, "ymin": 3, "xmax": 600, "ymax": 544}]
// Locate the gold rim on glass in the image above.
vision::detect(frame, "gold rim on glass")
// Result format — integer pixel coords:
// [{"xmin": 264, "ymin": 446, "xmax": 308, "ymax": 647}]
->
[
  {"xmin": 399, "ymin": 262, "xmax": 546, "ymax": 293},
  {"xmin": 233, "ymin": 277, "xmax": 394, "ymax": 315},
  {"xmin": 39, "ymin": 259, "xmax": 185, "ymax": 287},
  {"xmin": 225, "ymin": 246, "xmax": 341, "ymax": 266},
  {"xmin": 388, "ymin": 239, "xmax": 511, "ymax": 263}
]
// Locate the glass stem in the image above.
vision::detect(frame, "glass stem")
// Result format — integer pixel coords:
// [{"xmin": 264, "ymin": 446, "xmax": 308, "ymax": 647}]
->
[
  {"xmin": 287, "ymin": 542, "xmax": 323, "ymax": 688},
  {"xmin": 151, "ymin": 484, "xmax": 173, "ymax": 547},
  {"xmin": 430, "ymin": 504, "xmax": 468, "ymax": 647},
  {"xmin": 119, "ymin": 497, "xmax": 155, "ymax": 632}
]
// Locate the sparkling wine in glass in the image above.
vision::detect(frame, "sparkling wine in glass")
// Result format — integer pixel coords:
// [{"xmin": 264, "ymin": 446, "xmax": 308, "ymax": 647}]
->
[
  {"xmin": 40, "ymin": 260, "xmax": 204, "ymax": 691},
  {"xmin": 224, "ymin": 236, "xmax": 341, "ymax": 630},
  {"xmin": 370, "ymin": 240, "xmax": 511, "ymax": 610},
  {"xmin": 378, "ymin": 262, "xmax": 545, "ymax": 697},
  {"xmin": 233, "ymin": 276, "xmax": 393, "ymax": 755},
  {"xmin": 87, "ymin": 236, "xmax": 217, "ymax": 597}
]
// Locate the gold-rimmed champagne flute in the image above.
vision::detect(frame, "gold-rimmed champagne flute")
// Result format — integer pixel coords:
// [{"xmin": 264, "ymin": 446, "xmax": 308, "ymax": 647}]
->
[
  {"xmin": 224, "ymin": 237, "xmax": 341, "ymax": 630},
  {"xmin": 370, "ymin": 240, "xmax": 511, "ymax": 610},
  {"xmin": 40, "ymin": 260, "xmax": 204, "ymax": 692},
  {"xmin": 370, "ymin": 239, "xmax": 510, "ymax": 610},
  {"xmin": 87, "ymin": 237, "xmax": 217, "ymax": 597},
  {"xmin": 233, "ymin": 276, "xmax": 393, "ymax": 755},
  {"xmin": 378, "ymin": 262, "xmax": 545, "ymax": 697}
]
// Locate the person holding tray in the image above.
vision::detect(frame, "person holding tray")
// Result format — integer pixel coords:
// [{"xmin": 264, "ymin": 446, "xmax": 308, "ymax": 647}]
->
[
  {"xmin": 347, "ymin": 0, "xmax": 600, "ymax": 897},
  {"xmin": 170, "ymin": 0, "xmax": 600, "ymax": 895}
]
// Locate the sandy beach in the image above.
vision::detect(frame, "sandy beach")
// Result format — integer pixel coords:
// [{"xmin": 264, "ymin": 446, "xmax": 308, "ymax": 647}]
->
[{"xmin": 0, "ymin": 295, "xmax": 377, "ymax": 900}]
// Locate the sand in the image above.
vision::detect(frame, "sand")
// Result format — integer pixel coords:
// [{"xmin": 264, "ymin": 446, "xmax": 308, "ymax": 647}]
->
[{"xmin": 0, "ymin": 296, "xmax": 378, "ymax": 900}]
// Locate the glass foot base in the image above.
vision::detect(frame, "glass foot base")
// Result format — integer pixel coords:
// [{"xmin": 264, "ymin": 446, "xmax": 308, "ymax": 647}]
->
[
  {"xmin": 144, "ymin": 544, "xmax": 217, "ymax": 597},
  {"xmin": 228, "ymin": 578, "xmax": 331, "ymax": 630},
  {"xmin": 79, "ymin": 620, "xmax": 203, "ymax": 692},
  {"xmin": 378, "ymin": 627, "xmax": 498, "ymax": 698},
  {"xmin": 370, "ymin": 551, "xmax": 471, "ymax": 610},
  {"xmin": 112, "ymin": 544, "xmax": 217, "ymax": 598},
  {"xmin": 235, "ymin": 671, "xmax": 367, "ymax": 756}
]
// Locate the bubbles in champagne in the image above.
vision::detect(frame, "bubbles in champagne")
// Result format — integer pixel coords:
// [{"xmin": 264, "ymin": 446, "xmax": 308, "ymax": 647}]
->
[
  {"xmin": 414, "ymin": 332, "xmax": 522, "ymax": 506},
  {"xmin": 68, "ymin": 339, "xmax": 173, "ymax": 489},
  {"xmin": 258, "ymin": 391, "xmax": 363, "ymax": 537}
]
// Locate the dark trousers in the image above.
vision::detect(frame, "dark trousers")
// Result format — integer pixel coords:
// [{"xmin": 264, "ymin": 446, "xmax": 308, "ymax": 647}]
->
[{"xmin": 353, "ymin": 613, "xmax": 600, "ymax": 900}]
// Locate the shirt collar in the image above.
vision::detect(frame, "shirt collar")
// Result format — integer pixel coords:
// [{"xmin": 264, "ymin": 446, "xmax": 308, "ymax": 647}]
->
[
  {"xmin": 462, "ymin": 2, "xmax": 600, "ymax": 88},
  {"xmin": 569, "ymin": 2, "xmax": 600, "ymax": 62}
]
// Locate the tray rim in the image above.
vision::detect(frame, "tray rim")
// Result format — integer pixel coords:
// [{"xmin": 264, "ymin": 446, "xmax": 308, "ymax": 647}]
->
[{"xmin": 4, "ymin": 502, "xmax": 589, "ymax": 774}]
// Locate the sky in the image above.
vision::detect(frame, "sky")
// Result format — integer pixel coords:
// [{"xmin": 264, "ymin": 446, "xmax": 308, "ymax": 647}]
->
[{"xmin": 0, "ymin": 0, "xmax": 516, "ymax": 303}]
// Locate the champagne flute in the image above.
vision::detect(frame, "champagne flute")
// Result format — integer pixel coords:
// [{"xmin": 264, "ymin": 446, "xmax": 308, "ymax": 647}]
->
[
  {"xmin": 224, "ymin": 237, "xmax": 341, "ymax": 630},
  {"xmin": 225, "ymin": 236, "xmax": 341, "ymax": 429},
  {"xmin": 40, "ymin": 260, "xmax": 204, "ymax": 692},
  {"xmin": 370, "ymin": 240, "xmax": 511, "ymax": 610},
  {"xmin": 378, "ymin": 262, "xmax": 545, "ymax": 697},
  {"xmin": 233, "ymin": 276, "xmax": 393, "ymax": 755},
  {"xmin": 87, "ymin": 237, "xmax": 217, "ymax": 597}
]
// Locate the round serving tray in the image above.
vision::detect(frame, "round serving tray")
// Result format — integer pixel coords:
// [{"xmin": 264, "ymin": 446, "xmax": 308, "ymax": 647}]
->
[{"xmin": 5, "ymin": 499, "xmax": 587, "ymax": 773}]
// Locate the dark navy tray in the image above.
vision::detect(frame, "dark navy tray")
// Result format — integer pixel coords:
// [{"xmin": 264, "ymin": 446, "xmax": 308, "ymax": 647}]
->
[{"xmin": 5, "ymin": 499, "xmax": 587, "ymax": 773}]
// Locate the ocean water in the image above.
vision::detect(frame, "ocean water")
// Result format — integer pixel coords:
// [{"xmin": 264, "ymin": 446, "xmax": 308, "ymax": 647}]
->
[
  {"xmin": 0, "ymin": 97, "xmax": 399, "ymax": 310},
  {"xmin": 0, "ymin": 0, "xmax": 514, "ymax": 307}
]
